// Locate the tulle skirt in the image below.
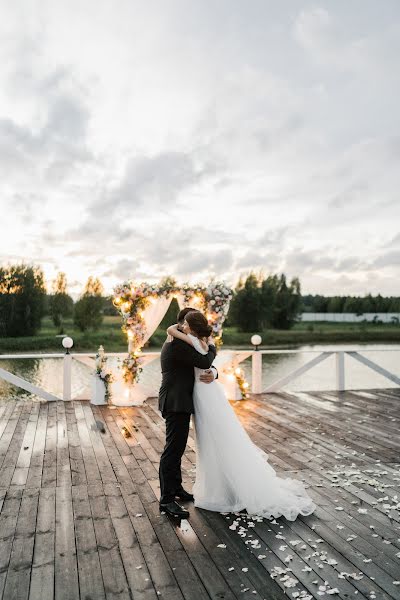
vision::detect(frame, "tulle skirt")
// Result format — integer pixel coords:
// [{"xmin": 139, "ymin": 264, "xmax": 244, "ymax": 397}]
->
[{"xmin": 192, "ymin": 380, "xmax": 316, "ymax": 520}]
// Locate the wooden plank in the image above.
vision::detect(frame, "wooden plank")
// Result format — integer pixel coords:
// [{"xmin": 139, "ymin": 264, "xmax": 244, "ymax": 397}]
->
[
  {"xmin": 87, "ymin": 482, "xmax": 132, "ymax": 600},
  {"xmin": 56, "ymin": 400, "xmax": 72, "ymax": 487},
  {"xmin": 55, "ymin": 485, "xmax": 80, "ymax": 600},
  {"xmin": 0, "ymin": 487, "xmax": 23, "ymax": 598},
  {"xmin": 29, "ymin": 486, "xmax": 55, "ymax": 600},
  {"xmin": 103, "ymin": 482, "xmax": 161, "ymax": 600},
  {"xmin": 0, "ymin": 401, "xmax": 26, "ymax": 468},
  {"xmin": 41, "ymin": 400, "xmax": 57, "ymax": 488},
  {"xmin": 73, "ymin": 401, "xmax": 102, "ymax": 484},
  {"xmin": 119, "ymin": 482, "xmax": 186, "ymax": 600},
  {"xmin": 64, "ymin": 401, "xmax": 87, "ymax": 486},
  {"xmin": 0, "ymin": 402, "xmax": 33, "ymax": 488},
  {"xmin": 2, "ymin": 487, "xmax": 40, "ymax": 600},
  {"xmin": 71, "ymin": 484, "xmax": 106, "ymax": 600},
  {"xmin": 0, "ymin": 400, "xmax": 19, "ymax": 439},
  {"xmin": 26, "ymin": 402, "xmax": 48, "ymax": 488},
  {"xmin": 10, "ymin": 403, "xmax": 40, "ymax": 486},
  {"xmin": 81, "ymin": 402, "xmax": 118, "ymax": 484}
]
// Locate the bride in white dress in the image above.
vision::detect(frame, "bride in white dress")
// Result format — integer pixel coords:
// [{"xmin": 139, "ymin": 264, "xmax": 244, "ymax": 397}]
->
[{"xmin": 167, "ymin": 312, "xmax": 316, "ymax": 521}]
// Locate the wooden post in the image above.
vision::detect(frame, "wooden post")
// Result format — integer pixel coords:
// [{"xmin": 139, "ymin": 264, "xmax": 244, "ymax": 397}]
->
[
  {"xmin": 252, "ymin": 351, "xmax": 262, "ymax": 394},
  {"xmin": 336, "ymin": 351, "xmax": 345, "ymax": 391},
  {"xmin": 63, "ymin": 353, "xmax": 72, "ymax": 401}
]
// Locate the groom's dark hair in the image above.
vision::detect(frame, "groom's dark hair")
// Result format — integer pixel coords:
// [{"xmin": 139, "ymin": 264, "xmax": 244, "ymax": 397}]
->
[{"xmin": 177, "ymin": 307, "xmax": 199, "ymax": 325}]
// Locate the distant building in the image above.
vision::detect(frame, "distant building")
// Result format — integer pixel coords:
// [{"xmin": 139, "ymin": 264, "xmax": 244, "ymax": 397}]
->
[{"xmin": 301, "ymin": 313, "xmax": 400, "ymax": 323}]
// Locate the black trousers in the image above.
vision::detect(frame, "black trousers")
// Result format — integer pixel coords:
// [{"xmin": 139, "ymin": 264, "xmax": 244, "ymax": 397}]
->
[{"xmin": 159, "ymin": 412, "xmax": 191, "ymax": 504}]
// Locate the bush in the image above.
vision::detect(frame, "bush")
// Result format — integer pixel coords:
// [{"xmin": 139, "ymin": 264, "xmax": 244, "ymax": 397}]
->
[
  {"xmin": 0, "ymin": 265, "xmax": 46, "ymax": 337},
  {"xmin": 74, "ymin": 295, "xmax": 103, "ymax": 332}
]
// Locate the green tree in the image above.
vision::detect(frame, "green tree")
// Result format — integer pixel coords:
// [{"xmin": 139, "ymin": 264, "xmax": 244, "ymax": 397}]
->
[
  {"xmin": 0, "ymin": 264, "xmax": 46, "ymax": 336},
  {"xmin": 271, "ymin": 274, "xmax": 301, "ymax": 329},
  {"xmin": 229, "ymin": 273, "xmax": 264, "ymax": 332},
  {"xmin": 103, "ymin": 295, "xmax": 120, "ymax": 316},
  {"xmin": 49, "ymin": 272, "xmax": 74, "ymax": 332},
  {"xmin": 343, "ymin": 296, "xmax": 363, "ymax": 313},
  {"xmin": 327, "ymin": 296, "xmax": 346, "ymax": 313},
  {"xmin": 74, "ymin": 276, "xmax": 104, "ymax": 332},
  {"xmin": 313, "ymin": 295, "xmax": 329, "ymax": 312},
  {"xmin": 229, "ymin": 272, "xmax": 302, "ymax": 331},
  {"xmin": 260, "ymin": 275, "xmax": 278, "ymax": 326}
]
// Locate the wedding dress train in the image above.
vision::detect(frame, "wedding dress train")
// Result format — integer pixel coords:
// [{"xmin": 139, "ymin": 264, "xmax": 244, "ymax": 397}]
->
[{"xmin": 189, "ymin": 334, "xmax": 316, "ymax": 520}]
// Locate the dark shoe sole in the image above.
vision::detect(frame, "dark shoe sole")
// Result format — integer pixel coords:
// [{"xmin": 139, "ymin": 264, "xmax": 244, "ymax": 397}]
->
[
  {"xmin": 175, "ymin": 495, "xmax": 194, "ymax": 502},
  {"xmin": 159, "ymin": 505, "xmax": 189, "ymax": 518}
]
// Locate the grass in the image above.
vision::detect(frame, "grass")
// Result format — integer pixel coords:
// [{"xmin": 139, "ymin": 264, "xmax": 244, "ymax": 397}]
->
[{"xmin": 0, "ymin": 316, "xmax": 400, "ymax": 354}]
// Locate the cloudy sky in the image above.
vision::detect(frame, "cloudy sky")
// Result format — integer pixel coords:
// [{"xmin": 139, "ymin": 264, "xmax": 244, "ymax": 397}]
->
[{"xmin": 1, "ymin": 0, "xmax": 399, "ymax": 297}]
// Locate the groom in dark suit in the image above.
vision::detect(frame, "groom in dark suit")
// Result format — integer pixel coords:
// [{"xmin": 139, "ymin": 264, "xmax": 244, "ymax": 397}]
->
[{"xmin": 158, "ymin": 307, "xmax": 217, "ymax": 518}]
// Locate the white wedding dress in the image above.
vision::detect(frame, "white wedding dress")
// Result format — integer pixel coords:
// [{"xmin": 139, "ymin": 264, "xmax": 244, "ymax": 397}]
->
[{"xmin": 189, "ymin": 334, "xmax": 316, "ymax": 520}]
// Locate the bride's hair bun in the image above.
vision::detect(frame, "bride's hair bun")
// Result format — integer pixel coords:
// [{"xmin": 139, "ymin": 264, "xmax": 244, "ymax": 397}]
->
[{"xmin": 185, "ymin": 311, "xmax": 212, "ymax": 339}]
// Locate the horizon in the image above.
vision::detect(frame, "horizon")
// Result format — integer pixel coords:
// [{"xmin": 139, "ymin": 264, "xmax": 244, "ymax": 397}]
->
[{"xmin": 1, "ymin": 1, "xmax": 399, "ymax": 297}]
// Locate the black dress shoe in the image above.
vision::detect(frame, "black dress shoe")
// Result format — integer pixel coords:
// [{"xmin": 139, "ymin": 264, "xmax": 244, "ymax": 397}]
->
[
  {"xmin": 175, "ymin": 489, "xmax": 194, "ymax": 502},
  {"xmin": 159, "ymin": 501, "xmax": 190, "ymax": 518}
]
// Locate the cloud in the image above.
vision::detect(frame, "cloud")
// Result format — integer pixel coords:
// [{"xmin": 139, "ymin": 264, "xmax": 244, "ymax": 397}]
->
[
  {"xmin": 0, "ymin": 83, "xmax": 91, "ymax": 189},
  {"xmin": 0, "ymin": 1, "xmax": 399, "ymax": 295},
  {"xmin": 371, "ymin": 250, "xmax": 400, "ymax": 269},
  {"xmin": 105, "ymin": 153, "xmax": 197, "ymax": 209},
  {"xmin": 175, "ymin": 248, "xmax": 234, "ymax": 279},
  {"xmin": 383, "ymin": 233, "xmax": 400, "ymax": 248},
  {"xmin": 293, "ymin": 7, "xmax": 333, "ymax": 55}
]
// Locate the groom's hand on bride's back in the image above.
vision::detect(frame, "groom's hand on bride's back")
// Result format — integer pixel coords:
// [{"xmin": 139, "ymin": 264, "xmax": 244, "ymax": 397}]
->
[{"xmin": 199, "ymin": 369, "xmax": 216, "ymax": 384}]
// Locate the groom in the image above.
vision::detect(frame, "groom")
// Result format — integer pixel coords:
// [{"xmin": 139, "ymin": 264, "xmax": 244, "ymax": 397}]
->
[{"xmin": 158, "ymin": 307, "xmax": 217, "ymax": 518}]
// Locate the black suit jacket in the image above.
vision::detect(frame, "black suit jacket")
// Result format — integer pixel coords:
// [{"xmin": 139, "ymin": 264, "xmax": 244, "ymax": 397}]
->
[{"xmin": 158, "ymin": 338, "xmax": 217, "ymax": 414}]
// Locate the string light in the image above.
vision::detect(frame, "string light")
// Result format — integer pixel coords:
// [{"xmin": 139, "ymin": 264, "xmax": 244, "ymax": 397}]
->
[{"xmin": 225, "ymin": 366, "xmax": 250, "ymax": 400}]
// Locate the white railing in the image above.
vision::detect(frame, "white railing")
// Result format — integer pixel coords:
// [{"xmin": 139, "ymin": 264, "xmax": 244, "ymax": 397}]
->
[
  {"xmin": 0, "ymin": 344, "xmax": 398, "ymax": 401},
  {"xmin": 0, "ymin": 351, "xmax": 130, "ymax": 402},
  {"xmin": 254, "ymin": 348, "xmax": 400, "ymax": 394}
]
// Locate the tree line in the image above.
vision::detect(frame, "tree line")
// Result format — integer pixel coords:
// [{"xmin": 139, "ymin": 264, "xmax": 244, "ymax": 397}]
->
[
  {"xmin": 302, "ymin": 294, "xmax": 400, "ymax": 314},
  {"xmin": 0, "ymin": 264, "xmax": 399, "ymax": 338},
  {"xmin": 0, "ymin": 265, "xmax": 106, "ymax": 337}
]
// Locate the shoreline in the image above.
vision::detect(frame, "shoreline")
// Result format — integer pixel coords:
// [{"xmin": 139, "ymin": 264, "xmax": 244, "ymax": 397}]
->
[{"xmin": 1, "ymin": 334, "xmax": 400, "ymax": 355}]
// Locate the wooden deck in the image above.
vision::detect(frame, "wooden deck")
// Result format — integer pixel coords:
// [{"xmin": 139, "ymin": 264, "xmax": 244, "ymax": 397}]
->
[{"xmin": 0, "ymin": 388, "xmax": 399, "ymax": 600}]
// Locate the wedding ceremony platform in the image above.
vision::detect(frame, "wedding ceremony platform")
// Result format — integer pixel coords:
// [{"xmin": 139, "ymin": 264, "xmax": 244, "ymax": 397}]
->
[{"xmin": 0, "ymin": 387, "xmax": 399, "ymax": 600}]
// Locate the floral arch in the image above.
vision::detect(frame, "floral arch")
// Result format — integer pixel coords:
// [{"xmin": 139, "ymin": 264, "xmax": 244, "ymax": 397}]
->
[{"xmin": 112, "ymin": 280, "xmax": 233, "ymax": 384}]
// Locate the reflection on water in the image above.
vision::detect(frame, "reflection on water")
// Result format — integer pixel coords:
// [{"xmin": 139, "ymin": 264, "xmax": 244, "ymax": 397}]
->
[
  {"xmin": 0, "ymin": 358, "xmax": 96, "ymax": 403},
  {"xmin": 242, "ymin": 343, "xmax": 400, "ymax": 392},
  {"xmin": 0, "ymin": 343, "xmax": 399, "ymax": 402}
]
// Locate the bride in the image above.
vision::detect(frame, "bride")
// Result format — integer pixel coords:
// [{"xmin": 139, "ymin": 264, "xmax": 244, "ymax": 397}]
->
[{"xmin": 167, "ymin": 311, "xmax": 316, "ymax": 521}]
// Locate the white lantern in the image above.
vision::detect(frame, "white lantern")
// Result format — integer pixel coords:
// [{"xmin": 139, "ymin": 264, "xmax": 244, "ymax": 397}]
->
[
  {"xmin": 62, "ymin": 336, "xmax": 74, "ymax": 350},
  {"xmin": 251, "ymin": 334, "xmax": 262, "ymax": 349}
]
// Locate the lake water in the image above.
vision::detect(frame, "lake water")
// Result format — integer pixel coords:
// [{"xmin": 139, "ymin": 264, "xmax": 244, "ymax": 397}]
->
[{"xmin": 0, "ymin": 343, "xmax": 399, "ymax": 403}]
